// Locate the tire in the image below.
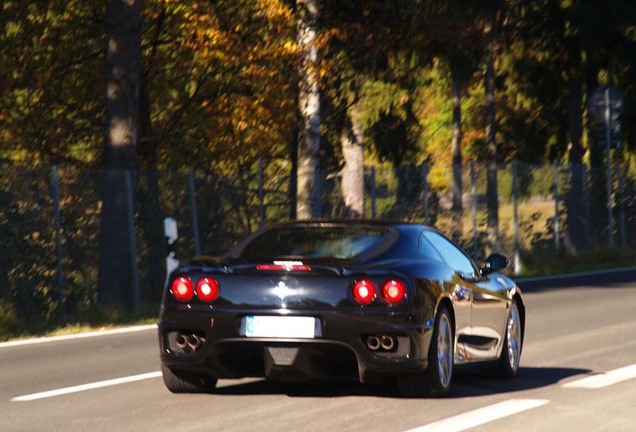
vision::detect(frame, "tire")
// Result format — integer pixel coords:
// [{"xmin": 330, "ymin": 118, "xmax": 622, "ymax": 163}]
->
[
  {"xmin": 397, "ymin": 304, "xmax": 454, "ymax": 397},
  {"xmin": 495, "ymin": 300, "xmax": 523, "ymax": 378},
  {"xmin": 161, "ymin": 363, "xmax": 217, "ymax": 393}
]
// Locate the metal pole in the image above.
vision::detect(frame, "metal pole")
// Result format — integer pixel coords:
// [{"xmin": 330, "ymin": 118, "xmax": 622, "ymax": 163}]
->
[
  {"xmin": 315, "ymin": 168, "xmax": 322, "ymax": 219},
  {"xmin": 371, "ymin": 166, "xmax": 377, "ymax": 219},
  {"xmin": 512, "ymin": 161, "xmax": 520, "ymax": 274},
  {"xmin": 605, "ymin": 87, "xmax": 615, "ymax": 248},
  {"xmin": 124, "ymin": 170, "xmax": 140, "ymax": 312},
  {"xmin": 471, "ymin": 161, "xmax": 478, "ymax": 257},
  {"xmin": 553, "ymin": 160, "xmax": 560, "ymax": 250},
  {"xmin": 617, "ymin": 167, "xmax": 627, "ymax": 250},
  {"xmin": 582, "ymin": 165, "xmax": 591, "ymax": 250},
  {"xmin": 422, "ymin": 162, "xmax": 429, "ymax": 223},
  {"xmin": 51, "ymin": 166, "xmax": 66, "ymax": 316},
  {"xmin": 187, "ymin": 169, "xmax": 201, "ymax": 256},
  {"xmin": 258, "ymin": 157, "xmax": 265, "ymax": 227}
]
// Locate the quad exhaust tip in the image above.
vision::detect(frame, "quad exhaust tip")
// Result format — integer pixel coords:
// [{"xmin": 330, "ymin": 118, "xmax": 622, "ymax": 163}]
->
[
  {"xmin": 366, "ymin": 334, "xmax": 396, "ymax": 352},
  {"xmin": 174, "ymin": 332, "xmax": 206, "ymax": 352}
]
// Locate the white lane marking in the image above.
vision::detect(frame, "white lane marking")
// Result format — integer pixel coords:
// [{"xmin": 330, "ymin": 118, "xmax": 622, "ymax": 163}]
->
[
  {"xmin": 11, "ymin": 371, "xmax": 162, "ymax": 402},
  {"xmin": 563, "ymin": 364, "xmax": 636, "ymax": 389},
  {"xmin": 0, "ymin": 324, "xmax": 157, "ymax": 349},
  {"xmin": 403, "ymin": 399, "xmax": 549, "ymax": 432}
]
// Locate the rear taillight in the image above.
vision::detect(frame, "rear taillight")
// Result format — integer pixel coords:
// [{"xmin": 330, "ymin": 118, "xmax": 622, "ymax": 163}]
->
[
  {"xmin": 381, "ymin": 279, "xmax": 406, "ymax": 304},
  {"xmin": 352, "ymin": 279, "xmax": 376, "ymax": 304},
  {"xmin": 196, "ymin": 277, "xmax": 219, "ymax": 302},
  {"xmin": 171, "ymin": 277, "xmax": 194, "ymax": 302}
]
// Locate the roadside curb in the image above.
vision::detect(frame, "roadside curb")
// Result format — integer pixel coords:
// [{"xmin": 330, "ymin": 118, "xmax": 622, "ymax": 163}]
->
[{"xmin": 516, "ymin": 266, "xmax": 636, "ymax": 283}]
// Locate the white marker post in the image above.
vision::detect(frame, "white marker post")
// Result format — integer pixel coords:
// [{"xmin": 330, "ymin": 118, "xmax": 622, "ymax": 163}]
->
[{"xmin": 164, "ymin": 217, "xmax": 179, "ymax": 283}]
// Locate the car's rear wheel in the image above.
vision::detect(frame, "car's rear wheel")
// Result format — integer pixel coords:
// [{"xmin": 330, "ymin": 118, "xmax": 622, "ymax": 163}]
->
[
  {"xmin": 161, "ymin": 363, "xmax": 217, "ymax": 393},
  {"xmin": 397, "ymin": 304, "xmax": 454, "ymax": 397},
  {"xmin": 495, "ymin": 300, "xmax": 522, "ymax": 378}
]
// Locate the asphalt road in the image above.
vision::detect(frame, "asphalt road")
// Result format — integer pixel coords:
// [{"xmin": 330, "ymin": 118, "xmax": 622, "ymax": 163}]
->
[{"xmin": 2, "ymin": 269, "xmax": 636, "ymax": 432}]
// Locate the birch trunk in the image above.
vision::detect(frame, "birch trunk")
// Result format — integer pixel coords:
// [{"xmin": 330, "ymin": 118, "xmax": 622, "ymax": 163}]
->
[
  {"xmin": 341, "ymin": 104, "xmax": 364, "ymax": 219},
  {"xmin": 296, "ymin": 0, "xmax": 321, "ymax": 219}
]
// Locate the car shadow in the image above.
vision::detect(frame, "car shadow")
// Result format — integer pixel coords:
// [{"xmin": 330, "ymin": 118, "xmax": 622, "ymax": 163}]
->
[
  {"xmin": 210, "ymin": 365, "xmax": 590, "ymax": 399},
  {"xmin": 447, "ymin": 365, "xmax": 590, "ymax": 398}
]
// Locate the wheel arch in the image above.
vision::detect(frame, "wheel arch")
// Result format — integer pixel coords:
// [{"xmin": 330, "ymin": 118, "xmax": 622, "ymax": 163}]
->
[
  {"xmin": 436, "ymin": 296, "xmax": 456, "ymax": 337},
  {"xmin": 512, "ymin": 292, "xmax": 526, "ymax": 345}
]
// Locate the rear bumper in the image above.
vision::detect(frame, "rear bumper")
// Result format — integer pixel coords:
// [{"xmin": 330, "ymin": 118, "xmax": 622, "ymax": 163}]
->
[{"xmin": 158, "ymin": 306, "xmax": 433, "ymax": 382}]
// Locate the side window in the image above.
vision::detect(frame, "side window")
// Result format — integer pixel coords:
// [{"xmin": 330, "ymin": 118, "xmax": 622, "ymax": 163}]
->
[
  {"xmin": 423, "ymin": 231, "xmax": 477, "ymax": 277},
  {"xmin": 418, "ymin": 233, "xmax": 444, "ymax": 262}
]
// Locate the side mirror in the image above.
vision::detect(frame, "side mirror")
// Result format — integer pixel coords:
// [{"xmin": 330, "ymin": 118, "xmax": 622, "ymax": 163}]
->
[{"xmin": 482, "ymin": 253, "xmax": 509, "ymax": 275}]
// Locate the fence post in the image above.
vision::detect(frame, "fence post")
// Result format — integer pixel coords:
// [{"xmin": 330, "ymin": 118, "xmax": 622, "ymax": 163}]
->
[
  {"xmin": 188, "ymin": 169, "xmax": 201, "ymax": 256},
  {"xmin": 258, "ymin": 157, "xmax": 265, "ymax": 227},
  {"xmin": 470, "ymin": 161, "xmax": 478, "ymax": 257},
  {"xmin": 422, "ymin": 162, "xmax": 429, "ymax": 223},
  {"xmin": 371, "ymin": 166, "xmax": 377, "ymax": 219},
  {"xmin": 582, "ymin": 165, "xmax": 591, "ymax": 250},
  {"xmin": 605, "ymin": 88, "xmax": 615, "ymax": 248},
  {"xmin": 50, "ymin": 166, "xmax": 66, "ymax": 316},
  {"xmin": 124, "ymin": 170, "xmax": 140, "ymax": 312},
  {"xmin": 315, "ymin": 169, "xmax": 322, "ymax": 219},
  {"xmin": 617, "ymin": 167, "xmax": 627, "ymax": 250},
  {"xmin": 553, "ymin": 160, "xmax": 560, "ymax": 250},
  {"xmin": 512, "ymin": 161, "xmax": 520, "ymax": 274}
]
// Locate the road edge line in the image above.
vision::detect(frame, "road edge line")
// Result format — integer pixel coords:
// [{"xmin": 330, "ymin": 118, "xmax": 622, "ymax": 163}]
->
[{"xmin": 0, "ymin": 324, "xmax": 157, "ymax": 349}]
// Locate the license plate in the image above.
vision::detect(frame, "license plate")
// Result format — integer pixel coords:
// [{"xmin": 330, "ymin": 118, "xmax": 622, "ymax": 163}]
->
[{"xmin": 245, "ymin": 316, "xmax": 316, "ymax": 339}]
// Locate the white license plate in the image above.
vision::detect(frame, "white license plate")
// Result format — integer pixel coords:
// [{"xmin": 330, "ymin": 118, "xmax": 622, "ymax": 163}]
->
[{"xmin": 245, "ymin": 316, "xmax": 316, "ymax": 339}]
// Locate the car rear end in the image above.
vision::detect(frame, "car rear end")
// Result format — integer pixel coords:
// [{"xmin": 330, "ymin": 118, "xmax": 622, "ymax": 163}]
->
[{"xmin": 158, "ymin": 223, "xmax": 434, "ymax": 383}]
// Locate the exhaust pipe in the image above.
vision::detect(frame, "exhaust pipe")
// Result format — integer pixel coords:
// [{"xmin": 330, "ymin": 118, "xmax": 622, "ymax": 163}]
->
[
  {"xmin": 187, "ymin": 334, "xmax": 202, "ymax": 351},
  {"xmin": 380, "ymin": 335, "xmax": 395, "ymax": 351},
  {"xmin": 175, "ymin": 333, "xmax": 188, "ymax": 349},
  {"xmin": 174, "ymin": 333, "xmax": 207, "ymax": 351},
  {"xmin": 366, "ymin": 335, "xmax": 381, "ymax": 351}
]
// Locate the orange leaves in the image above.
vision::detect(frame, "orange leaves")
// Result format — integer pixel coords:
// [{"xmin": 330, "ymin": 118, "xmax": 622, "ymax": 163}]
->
[{"xmin": 146, "ymin": 0, "xmax": 297, "ymax": 169}]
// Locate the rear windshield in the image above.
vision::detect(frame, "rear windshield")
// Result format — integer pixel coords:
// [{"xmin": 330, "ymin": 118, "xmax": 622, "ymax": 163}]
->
[{"xmin": 236, "ymin": 225, "xmax": 394, "ymax": 261}]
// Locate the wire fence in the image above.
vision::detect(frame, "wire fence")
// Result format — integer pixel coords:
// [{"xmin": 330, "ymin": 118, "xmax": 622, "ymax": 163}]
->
[{"xmin": 1, "ymin": 159, "xmax": 635, "ymax": 331}]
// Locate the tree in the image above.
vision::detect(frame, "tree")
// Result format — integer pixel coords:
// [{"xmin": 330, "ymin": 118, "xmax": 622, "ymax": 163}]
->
[
  {"xmin": 483, "ymin": 2, "xmax": 501, "ymax": 252},
  {"xmin": 296, "ymin": 0, "xmax": 321, "ymax": 219},
  {"xmin": 97, "ymin": 0, "xmax": 143, "ymax": 309},
  {"xmin": 340, "ymin": 98, "xmax": 365, "ymax": 218}
]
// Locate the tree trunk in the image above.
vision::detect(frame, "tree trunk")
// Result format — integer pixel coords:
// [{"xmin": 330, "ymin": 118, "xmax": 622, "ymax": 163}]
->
[
  {"xmin": 450, "ymin": 65, "xmax": 463, "ymax": 241},
  {"xmin": 485, "ymin": 22, "xmax": 499, "ymax": 252},
  {"xmin": 138, "ymin": 73, "xmax": 166, "ymax": 303},
  {"xmin": 564, "ymin": 38, "xmax": 586, "ymax": 252},
  {"xmin": 98, "ymin": 0, "xmax": 142, "ymax": 309},
  {"xmin": 138, "ymin": 7, "xmax": 167, "ymax": 303},
  {"xmin": 341, "ymin": 104, "xmax": 364, "ymax": 219},
  {"xmin": 585, "ymin": 55, "xmax": 604, "ymax": 244},
  {"xmin": 296, "ymin": 0, "xmax": 321, "ymax": 219}
]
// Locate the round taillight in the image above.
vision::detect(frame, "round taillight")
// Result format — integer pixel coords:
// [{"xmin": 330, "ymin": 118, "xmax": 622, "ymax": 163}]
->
[
  {"xmin": 352, "ymin": 279, "xmax": 376, "ymax": 305},
  {"xmin": 381, "ymin": 279, "xmax": 406, "ymax": 304},
  {"xmin": 171, "ymin": 277, "xmax": 194, "ymax": 302},
  {"xmin": 196, "ymin": 277, "xmax": 219, "ymax": 302}
]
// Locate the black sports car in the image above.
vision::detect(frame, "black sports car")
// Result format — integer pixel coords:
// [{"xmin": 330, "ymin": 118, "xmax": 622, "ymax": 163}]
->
[{"xmin": 158, "ymin": 220, "xmax": 524, "ymax": 397}]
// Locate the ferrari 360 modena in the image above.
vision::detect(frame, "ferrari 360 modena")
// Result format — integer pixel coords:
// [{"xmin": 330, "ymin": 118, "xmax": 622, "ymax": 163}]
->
[{"xmin": 158, "ymin": 220, "xmax": 524, "ymax": 397}]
